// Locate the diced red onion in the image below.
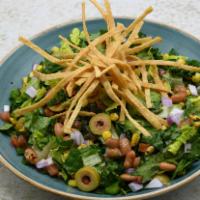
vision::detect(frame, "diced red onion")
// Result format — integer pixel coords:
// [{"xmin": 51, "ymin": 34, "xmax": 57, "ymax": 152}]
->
[
  {"xmin": 145, "ymin": 178, "xmax": 163, "ymax": 189},
  {"xmin": 128, "ymin": 182, "xmax": 143, "ymax": 192},
  {"xmin": 161, "ymin": 96, "xmax": 172, "ymax": 107},
  {"xmin": 167, "ymin": 108, "xmax": 184, "ymax": 125},
  {"xmin": 32, "ymin": 64, "xmax": 38, "ymax": 70},
  {"xmin": 3, "ymin": 105, "xmax": 10, "ymax": 112},
  {"xmin": 184, "ymin": 143, "xmax": 192, "ymax": 153},
  {"xmin": 188, "ymin": 84, "xmax": 198, "ymax": 96},
  {"xmin": 71, "ymin": 130, "xmax": 84, "ymax": 145},
  {"xmin": 26, "ymin": 86, "xmax": 37, "ymax": 98},
  {"xmin": 125, "ymin": 168, "xmax": 135, "ymax": 174},
  {"xmin": 36, "ymin": 157, "xmax": 53, "ymax": 169}
]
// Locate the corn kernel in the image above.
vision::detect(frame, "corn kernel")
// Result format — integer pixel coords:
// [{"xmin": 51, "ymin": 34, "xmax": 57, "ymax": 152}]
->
[
  {"xmin": 177, "ymin": 58, "xmax": 185, "ymax": 65},
  {"xmin": 131, "ymin": 132, "xmax": 140, "ymax": 147},
  {"xmin": 10, "ymin": 117, "xmax": 17, "ymax": 125},
  {"xmin": 22, "ymin": 77, "xmax": 28, "ymax": 85},
  {"xmin": 29, "ymin": 72, "xmax": 34, "ymax": 77},
  {"xmin": 51, "ymin": 46, "xmax": 59, "ymax": 52},
  {"xmin": 192, "ymin": 73, "xmax": 200, "ymax": 83},
  {"xmin": 36, "ymin": 64, "xmax": 43, "ymax": 71},
  {"xmin": 61, "ymin": 152, "xmax": 69, "ymax": 162},
  {"xmin": 88, "ymin": 140, "xmax": 94, "ymax": 145},
  {"xmin": 194, "ymin": 121, "xmax": 200, "ymax": 127},
  {"xmin": 78, "ymin": 144, "xmax": 87, "ymax": 149},
  {"xmin": 145, "ymin": 146, "xmax": 155, "ymax": 155},
  {"xmin": 68, "ymin": 179, "xmax": 77, "ymax": 187},
  {"xmin": 102, "ymin": 130, "xmax": 112, "ymax": 141},
  {"xmin": 161, "ymin": 125, "xmax": 167, "ymax": 131},
  {"xmin": 110, "ymin": 113, "xmax": 119, "ymax": 121}
]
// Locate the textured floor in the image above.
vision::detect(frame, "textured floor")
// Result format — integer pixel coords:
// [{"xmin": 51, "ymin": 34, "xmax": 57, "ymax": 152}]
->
[{"xmin": 0, "ymin": 0, "xmax": 200, "ymax": 199}]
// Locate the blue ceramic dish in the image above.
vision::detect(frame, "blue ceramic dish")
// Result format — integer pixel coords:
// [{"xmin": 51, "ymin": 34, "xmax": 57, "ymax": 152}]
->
[{"xmin": 0, "ymin": 18, "xmax": 200, "ymax": 200}]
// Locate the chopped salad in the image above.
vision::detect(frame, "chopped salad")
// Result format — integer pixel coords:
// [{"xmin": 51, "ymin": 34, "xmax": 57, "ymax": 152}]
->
[{"xmin": 0, "ymin": 0, "xmax": 200, "ymax": 195}]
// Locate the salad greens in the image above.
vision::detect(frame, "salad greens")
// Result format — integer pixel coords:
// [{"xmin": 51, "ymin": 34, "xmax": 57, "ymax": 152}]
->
[{"xmin": 0, "ymin": 1, "xmax": 200, "ymax": 195}]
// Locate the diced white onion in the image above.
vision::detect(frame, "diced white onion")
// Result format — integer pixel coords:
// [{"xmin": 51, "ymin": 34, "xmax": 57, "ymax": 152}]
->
[
  {"xmin": 145, "ymin": 178, "xmax": 163, "ymax": 189},
  {"xmin": 3, "ymin": 105, "xmax": 10, "ymax": 112},
  {"xmin": 128, "ymin": 182, "xmax": 143, "ymax": 192},
  {"xmin": 32, "ymin": 64, "xmax": 38, "ymax": 70},
  {"xmin": 36, "ymin": 157, "xmax": 53, "ymax": 169},
  {"xmin": 25, "ymin": 86, "xmax": 37, "ymax": 98},
  {"xmin": 184, "ymin": 143, "xmax": 192, "ymax": 153},
  {"xmin": 188, "ymin": 84, "xmax": 198, "ymax": 96},
  {"xmin": 71, "ymin": 130, "xmax": 84, "ymax": 145},
  {"xmin": 167, "ymin": 108, "xmax": 184, "ymax": 125}
]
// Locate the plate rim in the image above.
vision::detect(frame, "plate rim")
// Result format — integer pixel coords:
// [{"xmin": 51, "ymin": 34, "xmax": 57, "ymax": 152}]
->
[{"xmin": 0, "ymin": 17, "xmax": 200, "ymax": 200}]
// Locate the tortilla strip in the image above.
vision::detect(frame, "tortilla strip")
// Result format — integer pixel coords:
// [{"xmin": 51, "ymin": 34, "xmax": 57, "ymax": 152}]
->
[
  {"xmin": 72, "ymin": 27, "xmax": 123, "ymax": 64},
  {"xmin": 64, "ymin": 80, "xmax": 99, "ymax": 133},
  {"xmin": 129, "ymin": 60, "xmax": 200, "ymax": 72},
  {"xmin": 66, "ymin": 79, "xmax": 75, "ymax": 97},
  {"xmin": 101, "ymin": 76, "xmax": 151, "ymax": 136},
  {"xmin": 141, "ymin": 82, "xmax": 171, "ymax": 93},
  {"xmin": 141, "ymin": 65, "xmax": 152, "ymax": 108},
  {"xmin": 151, "ymin": 65, "xmax": 167, "ymax": 96},
  {"xmin": 119, "ymin": 98, "xmax": 126, "ymax": 122},
  {"xmin": 75, "ymin": 77, "xmax": 87, "ymax": 86},
  {"xmin": 64, "ymin": 74, "xmax": 95, "ymax": 127},
  {"xmin": 51, "ymin": 110, "xmax": 96, "ymax": 119},
  {"xmin": 123, "ymin": 7, "xmax": 153, "ymax": 37},
  {"xmin": 19, "ymin": 36, "xmax": 67, "ymax": 66},
  {"xmin": 127, "ymin": 37, "xmax": 162, "ymax": 54},
  {"xmin": 13, "ymin": 66, "xmax": 91, "ymax": 116}
]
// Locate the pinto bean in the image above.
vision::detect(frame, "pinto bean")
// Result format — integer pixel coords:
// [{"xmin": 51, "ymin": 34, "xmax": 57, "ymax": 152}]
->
[
  {"xmin": 54, "ymin": 123, "xmax": 64, "ymax": 137},
  {"xmin": 11, "ymin": 135, "xmax": 26, "ymax": 148},
  {"xmin": 119, "ymin": 137, "xmax": 131, "ymax": 155},
  {"xmin": 46, "ymin": 164, "xmax": 59, "ymax": 176},
  {"xmin": 105, "ymin": 138, "xmax": 120, "ymax": 148},
  {"xmin": 124, "ymin": 150, "xmax": 136, "ymax": 169},
  {"xmin": 171, "ymin": 92, "xmax": 187, "ymax": 103},
  {"xmin": 133, "ymin": 157, "xmax": 141, "ymax": 168},
  {"xmin": 174, "ymin": 85, "xmax": 187, "ymax": 93},
  {"xmin": 120, "ymin": 174, "xmax": 142, "ymax": 183},
  {"xmin": 44, "ymin": 108, "xmax": 54, "ymax": 117},
  {"xmin": 0, "ymin": 112, "xmax": 10, "ymax": 122},
  {"xmin": 24, "ymin": 148, "xmax": 38, "ymax": 164},
  {"xmin": 105, "ymin": 148, "xmax": 122, "ymax": 158},
  {"xmin": 159, "ymin": 162, "xmax": 176, "ymax": 171},
  {"xmin": 138, "ymin": 143, "xmax": 150, "ymax": 153}
]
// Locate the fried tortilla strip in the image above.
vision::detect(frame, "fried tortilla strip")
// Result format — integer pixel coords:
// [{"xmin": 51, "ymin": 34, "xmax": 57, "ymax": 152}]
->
[
  {"xmin": 19, "ymin": 36, "xmax": 67, "ymax": 66},
  {"xmin": 127, "ymin": 37, "xmax": 162, "ymax": 54},
  {"xmin": 75, "ymin": 77, "xmax": 87, "ymax": 86},
  {"xmin": 66, "ymin": 79, "xmax": 75, "ymax": 97},
  {"xmin": 119, "ymin": 98, "xmax": 126, "ymax": 122},
  {"xmin": 101, "ymin": 76, "xmax": 151, "ymax": 136},
  {"xmin": 129, "ymin": 60, "xmax": 200, "ymax": 72},
  {"xmin": 64, "ymin": 74, "xmax": 95, "ymax": 127},
  {"xmin": 141, "ymin": 82, "xmax": 171, "ymax": 93},
  {"xmin": 123, "ymin": 6, "xmax": 153, "ymax": 37},
  {"xmin": 151, "ymin": 65, "xmax": 167, "ymax": 96},
  {"xmin": 64, "ymin": 80, "xmax": 99, "ymax": 133},
  {"xmin": 13, "ymin": 66, "xmax": 91, "ymax": 116},
  {"xmin": 141, "ymin": 65, "xmax": 152, "ymax": 108},
  {"xmin": 72, "ymin": 28, "xmax": 123, "ymax": 64},
  {"xmin": 51, "ymin": 110, "xmax": 96, "ymax": 119}
]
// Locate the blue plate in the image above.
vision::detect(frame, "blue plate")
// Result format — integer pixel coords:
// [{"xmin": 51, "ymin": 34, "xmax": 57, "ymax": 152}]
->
[{"xmin": 0, "ymin": 18, "xmax": 200, "ymax": 200}]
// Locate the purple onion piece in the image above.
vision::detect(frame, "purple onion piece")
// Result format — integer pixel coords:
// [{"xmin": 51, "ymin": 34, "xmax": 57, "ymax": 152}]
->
[
  {"xmin": 71, "ymin": 130, "xmax": 84, "ymax": 145},
  {"xmin": 25, "ymin": 86, "xmax": 37, "ymax": 98},
  {"xmin": 125, "ymin": 168, "xmax": 135, "ymax": 174},
  {"xmin": 168, "ymin": 108, "xmax": 184, "ymax": 125},
  {"xmin": 36, "ymin": 157, "xmax": 53, "ymax": 169},
  {"xmin": 161, "ymin": 96, "xmax": 172, "ymax": 107}
]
